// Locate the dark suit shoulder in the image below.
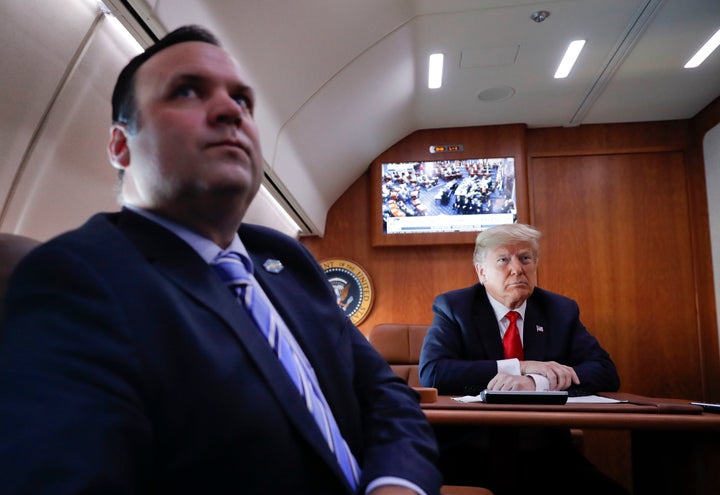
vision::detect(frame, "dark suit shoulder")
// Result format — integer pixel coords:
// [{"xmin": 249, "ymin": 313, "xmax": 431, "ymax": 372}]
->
[
  {"xmin": 20, "ymin": 212, "xmax": 131, "ymax": 263},
  {"xmin": 434, "ymin": 283, "xmax": 488, "ymax": 314},
  {"xmin": 238, "ymin": 223, "xmax": 332, "ymax": 309},
  {"xmin": 239, "ymin": 223, "xmax": 321, "ymax": 273},
  {"xmin": 436, "ymin": 283, "xmax": 484, "ymax": 303},
  {"xmin": 239, "ymin": 223, "xmax": 297, "ymax": 247},
  {"xmin": 528, "ymin": 286, "xmax": 579, "ymax": 312},
  {"xmin": 42, "ymin": 212, "xmax": 122, "ymax": 245},
  {"xmin": 436, "ymin": 284, "xmax": 578, "ymax": 314}
]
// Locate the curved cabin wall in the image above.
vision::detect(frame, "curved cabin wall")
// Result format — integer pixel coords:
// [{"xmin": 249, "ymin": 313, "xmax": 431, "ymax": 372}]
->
[
  {"xmin": 301, "ymin": 110, "xmax": 720, "ymax": 404},
  {"xmin": 0, "ymin": 1, "xmax": 302, "ymax": 241}
]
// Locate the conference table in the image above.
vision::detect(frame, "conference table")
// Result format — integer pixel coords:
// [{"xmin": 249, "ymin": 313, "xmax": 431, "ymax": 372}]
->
[{"xmin": 420, "ymin": 392, "xmax": 720, "ymax": 495}]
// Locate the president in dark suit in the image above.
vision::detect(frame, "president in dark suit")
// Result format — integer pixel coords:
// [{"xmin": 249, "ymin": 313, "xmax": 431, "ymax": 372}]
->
[
  {"xmin": 419, "ymin": 223, "xmax": 627, "ymax": 495},
  {"xmin": 0, "ymin": 26, "xmax": 440, "ymax": 495}
]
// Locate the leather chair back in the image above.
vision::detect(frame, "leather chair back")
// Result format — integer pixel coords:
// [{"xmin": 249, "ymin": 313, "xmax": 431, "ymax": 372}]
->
[{"xmin": 367, "ymin": 323, "xmax": 428, "ymax": 387}]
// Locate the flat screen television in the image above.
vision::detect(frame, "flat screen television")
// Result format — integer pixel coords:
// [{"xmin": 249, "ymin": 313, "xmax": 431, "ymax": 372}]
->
[{"xmin": 379, "ymin": 157, "xmax": 517, "ymax": 236}]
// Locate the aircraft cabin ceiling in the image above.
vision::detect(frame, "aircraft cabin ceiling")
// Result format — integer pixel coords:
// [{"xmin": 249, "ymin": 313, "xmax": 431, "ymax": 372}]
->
[{"xmin": 2, "ymin": 0, "xmax": 720, "ymax": 240}]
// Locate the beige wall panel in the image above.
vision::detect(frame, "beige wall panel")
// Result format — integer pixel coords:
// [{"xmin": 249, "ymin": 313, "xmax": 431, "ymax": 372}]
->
[
  {"xmin": 0, "ymin": 0, "xmax": 99, "ymax": 224},
  {"xmin": 1, "ymin": 16, "xmax": 141, "ymax": 239}
]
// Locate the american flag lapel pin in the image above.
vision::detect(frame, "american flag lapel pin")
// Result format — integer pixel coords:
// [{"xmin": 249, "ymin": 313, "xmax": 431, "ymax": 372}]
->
[{"xmin": 536, "ymin": 325, "xmax": 544, "ymax": 333}]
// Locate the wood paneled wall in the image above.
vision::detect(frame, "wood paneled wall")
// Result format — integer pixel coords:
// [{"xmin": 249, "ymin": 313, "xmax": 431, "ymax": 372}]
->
[{"xmin": 301, "ymin": 118, "xmax": 720, "ymax": 402}]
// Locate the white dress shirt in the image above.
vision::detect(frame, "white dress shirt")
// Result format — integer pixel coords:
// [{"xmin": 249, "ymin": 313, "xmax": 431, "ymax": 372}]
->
[{"xmin": 486, "ymin": 294, "xmax": 550, "ymax": 391}]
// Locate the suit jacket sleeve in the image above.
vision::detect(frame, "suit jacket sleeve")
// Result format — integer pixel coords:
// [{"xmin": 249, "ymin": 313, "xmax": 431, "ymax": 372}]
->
[
  {"xmin": 0, "ymin": 238, "xmax": 153, "ymax": 493},
  {"xmin": 419, "ymin": 286, "xmax": 502, "ymax": 395},
  {"xmin": 534, "ymin": 293, "xmax": 620, "ymax": 396}
]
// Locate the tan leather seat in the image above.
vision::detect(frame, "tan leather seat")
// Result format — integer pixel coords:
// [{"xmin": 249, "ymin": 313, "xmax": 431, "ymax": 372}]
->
[
  {"xmin": 0, "ymin": 233, "xmax": 41, "ymax": 322},
  {"xmin": 367, "ymin": 323, "xmax": 428, "ymax": 387}
]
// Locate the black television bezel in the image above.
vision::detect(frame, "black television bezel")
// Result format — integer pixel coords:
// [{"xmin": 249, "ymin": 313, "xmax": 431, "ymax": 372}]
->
[
  {"xmin": 369, "ymin": 125, "xmax": 528, "ymax": 247},
  {"xmin": 378, "ymin": 157, "xmax": 517, "ymax": 237}
]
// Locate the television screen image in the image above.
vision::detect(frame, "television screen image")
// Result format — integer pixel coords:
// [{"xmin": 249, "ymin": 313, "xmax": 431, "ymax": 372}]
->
[{"xmin": 381, "ymin": 157, "xmax": 516, "ymax": 235}]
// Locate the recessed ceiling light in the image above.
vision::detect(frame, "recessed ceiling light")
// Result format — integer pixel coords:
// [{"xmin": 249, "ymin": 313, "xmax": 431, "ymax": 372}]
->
[
  {"xmin": 428, "ymin": 53, "xmax": 444, "ymax": 89},
  {"xmin": 477, "ymin": 86, "xmax": 515, "ymax": 102},
  {"xmin": 554, "ymin": 39, "xmax": 586, "ymax": 79},
  {"xmin": 685, "ymin": 27, "xmax": 720, "ymax": 68}
]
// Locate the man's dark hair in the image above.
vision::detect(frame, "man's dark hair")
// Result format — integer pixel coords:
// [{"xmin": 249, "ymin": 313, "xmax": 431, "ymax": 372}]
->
[{"xmin": 111, "ymin": 25, "xmax": 220, "ymax": 131}]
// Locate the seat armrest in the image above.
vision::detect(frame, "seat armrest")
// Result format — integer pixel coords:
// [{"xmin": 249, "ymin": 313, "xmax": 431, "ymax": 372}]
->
[{"xmin": 413, "ymin": 386, "xmax": 438, "ymax": 403}]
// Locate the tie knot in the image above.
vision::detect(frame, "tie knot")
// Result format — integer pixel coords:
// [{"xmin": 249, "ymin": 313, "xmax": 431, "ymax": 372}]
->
[
  {"xmin": 506, "ymin": 311, "xmax": 520, "ymax": 324},
  {"xmin": 212, "ymin": 252, "xmax": 253, "ymax": 287}
]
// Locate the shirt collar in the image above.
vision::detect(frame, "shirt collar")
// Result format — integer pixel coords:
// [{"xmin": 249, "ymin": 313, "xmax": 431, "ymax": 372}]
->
[
  {"xmin": 485, "ymin": 291, "xmax": 527, "ymax": 323},
  {"xmin": 124, "ymin": 205, "xmax": 250, "ymax": 265}
]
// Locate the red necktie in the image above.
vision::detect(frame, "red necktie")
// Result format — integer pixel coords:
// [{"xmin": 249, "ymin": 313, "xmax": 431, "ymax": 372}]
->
[{"xmin": 503, "ymin": 311, "xmax": 524, "ymax": 360}]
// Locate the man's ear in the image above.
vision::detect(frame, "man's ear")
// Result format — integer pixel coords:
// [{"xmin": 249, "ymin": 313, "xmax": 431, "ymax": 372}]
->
[
  {"xmin": 474, "ymin": 263, "xmax": 485, "ymax": 284},
  {"xmin": 108, "ymin": 124, "xmax": 130, "ymax": 170}
]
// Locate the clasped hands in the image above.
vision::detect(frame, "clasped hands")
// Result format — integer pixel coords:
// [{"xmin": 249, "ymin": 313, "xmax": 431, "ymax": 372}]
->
[{"xmin": 487, "ymin": 360, "xmax": 580, "ymax": 391}]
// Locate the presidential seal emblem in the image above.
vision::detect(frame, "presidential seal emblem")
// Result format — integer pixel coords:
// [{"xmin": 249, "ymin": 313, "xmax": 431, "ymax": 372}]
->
[{"xmin": 320, "ymin": 259, "xmax": 374, "ymax": 325}]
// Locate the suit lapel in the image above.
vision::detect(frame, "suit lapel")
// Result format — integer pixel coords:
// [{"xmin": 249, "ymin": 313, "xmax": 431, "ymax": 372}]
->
[
  {"xmin": 115, "ymin": 211, "xmax": 347, "ymax": 485},
  {"xmin": 245, "ymin": 249, "xmax": 338, "ymax": 371},
  {"xmin": 472, "ymin": 285, "xmax": 506, "ymax": 359},
  {"xmin": 522, "ymin": 298, "xmax": 548, "ymax": 360},
  {"xmin": 246, "ymin": 250, "xmax": 357, "ymax": 487}
]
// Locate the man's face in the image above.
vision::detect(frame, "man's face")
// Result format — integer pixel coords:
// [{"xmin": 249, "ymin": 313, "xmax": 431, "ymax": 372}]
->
[
  {"xmin": 114, "ymin": 41, "xmax": 263, "ymax": 215},
  {"xmin": 475, "ymin": 242, "xmax": 537, "ymax": 309}
]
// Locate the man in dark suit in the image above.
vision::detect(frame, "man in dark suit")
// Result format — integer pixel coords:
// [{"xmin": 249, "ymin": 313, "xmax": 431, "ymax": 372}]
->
[
  {"xmin": 0, "ymin": 26, "xmax": 441, "ymax": 495},
  {"xmin": 419, "ymin": 223, "xmax": 627, "ymax": 495}
]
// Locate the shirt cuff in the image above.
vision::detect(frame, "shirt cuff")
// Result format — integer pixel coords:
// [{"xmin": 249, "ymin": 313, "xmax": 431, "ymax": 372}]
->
[
  {"xmin": 365, "ymin": 477, "xmax": 426, "ymax": 495},
  {"xmin": 497, "ymin": 358, "xmax": 521, "ymax": 376},
  {"xmin": 527, "ymin": 373, "xmax": 550, "ymax": 391}
]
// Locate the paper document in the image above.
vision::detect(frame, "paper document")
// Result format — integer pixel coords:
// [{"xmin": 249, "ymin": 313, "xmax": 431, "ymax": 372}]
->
[
  {"xmin": 452, "ymin": 394, "xmax": 484, "ymax": 403},
  {"xmin": 566, "ymin": 395, "xmax": 627, "ymax": 404},
  {"xmin": 453, "ymin": 394, "xmax": 627, "ymax": 404}
]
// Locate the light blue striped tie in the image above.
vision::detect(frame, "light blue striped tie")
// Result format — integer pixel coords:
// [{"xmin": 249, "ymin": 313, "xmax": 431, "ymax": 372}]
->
[{"xmin": 212, "ymin": 252, "xmax": 360, "ymax": 490}]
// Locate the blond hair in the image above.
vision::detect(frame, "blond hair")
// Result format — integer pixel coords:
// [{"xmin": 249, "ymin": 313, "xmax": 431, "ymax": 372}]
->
[{"xmin": 472, "ymin": 224, "xmax": 541, "ymax": 265}]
